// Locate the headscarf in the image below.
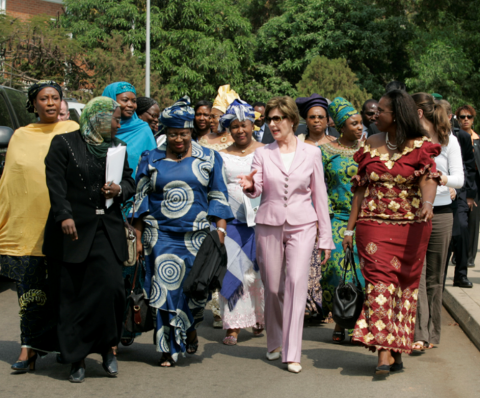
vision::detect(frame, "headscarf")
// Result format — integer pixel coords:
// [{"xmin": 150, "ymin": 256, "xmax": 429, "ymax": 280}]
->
[
  {"xmin": 102, "ymin": 82, "xmax": 156, "ymax": 177},
  {"xmin": 295, "ymin": 93, "xmax": 329, "ymax": 120},
  {"xmin": 212, "ymin": 84, "xmax": 240, "ymax": 114},
  {"xmin": 328, "ymin": 97, "xmax": 359, "ymax": 130},
  {"xmin": 136, "ymin": 97, "xmax": 158, "ymax": 116},
  {"xmin": 80, "ymin": 97, "xmax": 126, "ymax": 158},
  {"xmin": 220, "ymin": 99, "xmax": 255, "ymax": 130},
  {"xmin": 26, "ymin": 80, "xmax": 63, "ymax": 113},
  {"xmin": 159, "ymin": 96, "xmax": 195, "ymax": 133}
]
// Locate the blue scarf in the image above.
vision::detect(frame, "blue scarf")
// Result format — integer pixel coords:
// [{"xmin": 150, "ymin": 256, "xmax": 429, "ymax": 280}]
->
[{"xmin": 102, "ymin": 82, "xmax": 156, "ymax": 177}]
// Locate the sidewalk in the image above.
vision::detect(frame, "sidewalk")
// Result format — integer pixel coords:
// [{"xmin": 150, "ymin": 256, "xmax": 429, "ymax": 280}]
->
[{"xmin": 443, "ymin": 249, "xmax": 480, "ymax": 350}]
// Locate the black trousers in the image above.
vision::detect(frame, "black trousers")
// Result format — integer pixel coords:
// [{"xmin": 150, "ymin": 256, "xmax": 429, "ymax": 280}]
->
[{"xmin": 445, "ymin": 197, "xmax": 470, "ymax": 286}]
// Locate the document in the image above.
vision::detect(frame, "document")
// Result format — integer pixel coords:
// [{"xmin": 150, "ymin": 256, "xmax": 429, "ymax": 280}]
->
[{"xmin": 105, "ymin": 144, "xmax": 126, "ymax": 209}]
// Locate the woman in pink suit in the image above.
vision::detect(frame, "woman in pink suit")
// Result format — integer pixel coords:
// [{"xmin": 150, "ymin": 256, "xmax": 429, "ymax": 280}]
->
[{"xmin": 239, "ymin": 96, "xmax": 335, "ymax": 373}]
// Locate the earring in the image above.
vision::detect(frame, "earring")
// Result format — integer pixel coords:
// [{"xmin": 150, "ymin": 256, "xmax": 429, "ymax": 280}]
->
[{"xmin": 394, "ymin": 119, "xmax": 396, "ymax": 123}]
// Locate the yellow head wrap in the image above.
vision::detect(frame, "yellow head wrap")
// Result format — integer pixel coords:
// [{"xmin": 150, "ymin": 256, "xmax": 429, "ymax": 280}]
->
[{"xmin": 212, "ymin": 84, "xmax": 240, "ymax": 114}]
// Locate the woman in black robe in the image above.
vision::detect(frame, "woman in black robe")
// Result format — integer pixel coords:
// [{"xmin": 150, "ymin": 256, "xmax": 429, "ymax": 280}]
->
[{"xmin": 43, "ymin": 96, "xmax": 135, "ymax": 383}]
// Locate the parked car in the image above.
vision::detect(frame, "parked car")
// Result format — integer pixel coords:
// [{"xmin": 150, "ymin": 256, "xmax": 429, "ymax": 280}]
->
[{"xmin": 0, "ymin": 85, "xmax": 37, "ymax": 177}]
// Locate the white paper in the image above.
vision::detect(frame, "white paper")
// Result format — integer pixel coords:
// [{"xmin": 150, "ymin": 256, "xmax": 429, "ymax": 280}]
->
[{"xmin": 105, "ymin": 145, "xmax": 126, "ymax": 209}]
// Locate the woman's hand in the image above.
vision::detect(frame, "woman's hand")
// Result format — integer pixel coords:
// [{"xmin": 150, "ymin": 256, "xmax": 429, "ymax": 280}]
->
[
  {"xmin": 217, "ymin": 230, "xmax": 225, "ymax": 245},
  {"xmin": 343, "ymin": 236, "xmax": 353, "ymax": 252},
  {"xmin": 449, "ymin": 188, "xmax": 457, "ymax": 201},
  {"xmin": 101, "ymin": 182, "xmax": 121, "ymax": 199},
  {"xmin": 238, "ymin": 170, "xmax": 257, "ymax": 192},
  {"xmin": 61, "ymin": 219, "xmax": 78, "ymax": 241},
  {"xmin": 318, "ymin": 249, "xmax": 331, "ymax": 265},
  {"xmin": 467, "ymin": 197, "xmax": 477, "ymax": 211},
  {"xmin": 135, "ymin": 229, "xmax": 143, "ymax": 260},
  {"xmin": 421, "ymin": 202, "xmax": 434, "ymax": 222}
]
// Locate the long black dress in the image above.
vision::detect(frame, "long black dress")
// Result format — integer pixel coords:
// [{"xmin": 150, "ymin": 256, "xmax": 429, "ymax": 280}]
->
[{"xmin": 43, "ymin": 131, "xmax": 135, "ymax": 363}]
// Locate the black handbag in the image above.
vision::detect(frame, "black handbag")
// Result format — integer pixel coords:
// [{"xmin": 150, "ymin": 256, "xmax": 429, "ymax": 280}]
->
[
  {"xmin": 332, "ymin": 248, "xmax": 364, "ymax": 329},
  {"xmin": 124, "ymin": 258, "xmax": 155, "ymax": 334}
]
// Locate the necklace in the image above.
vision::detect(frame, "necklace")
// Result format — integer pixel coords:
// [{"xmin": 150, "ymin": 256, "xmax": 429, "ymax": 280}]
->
[
  {"xmin": 234, "ymin": 142, "xmax": 252, "ymax": 154},
  {"xmin": 336, "ymin": 138, "xmax": 358, "ymax": 149},
  {"xmin": 217, "ymin": 132, "xmax": 229, "ymax": 143},
  {"xmin": 386, "ymin": 133, "xmax": 397, "ymax": 150},
  {"xmin": 306, "ymin": 134, "xmax": 324, "ymax": 147}
]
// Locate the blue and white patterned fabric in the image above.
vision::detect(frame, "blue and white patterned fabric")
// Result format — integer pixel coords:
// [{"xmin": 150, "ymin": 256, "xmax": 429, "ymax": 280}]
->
[
  {"xmin": 219, "ymin": 99, "xmax": 255, "ymax": 130},
  {"xmin": 158, "ymin": 96, "xmax": 195, "ymax": 135},
  {"xmin": 131, "ymin": 140, "xmax": 233, "ymax": 359}
]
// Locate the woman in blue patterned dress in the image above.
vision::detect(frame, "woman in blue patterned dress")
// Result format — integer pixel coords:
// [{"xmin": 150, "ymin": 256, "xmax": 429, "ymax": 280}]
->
[
  {"xmin": 321, "ymin": 98, "xmax": 365, "ymax": 342},
  {"xmin": 132, "ymin": 97, "xmax": 234, "ymax": 367}
]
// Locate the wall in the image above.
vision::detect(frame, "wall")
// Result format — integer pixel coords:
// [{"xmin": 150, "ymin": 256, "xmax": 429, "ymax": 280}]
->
[{"xmin": 6, "ymin": 0, "xmax": 64, "ymax": 20}]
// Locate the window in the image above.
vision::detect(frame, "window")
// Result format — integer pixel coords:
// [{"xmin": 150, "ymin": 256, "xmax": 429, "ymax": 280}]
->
[
  {"xmin": 0, "ymin": 94, "xmax": 14, "ymax": 129},
  {"xmin": 4, "ymin": 88, "xmax": 36, "ymax": 127}
]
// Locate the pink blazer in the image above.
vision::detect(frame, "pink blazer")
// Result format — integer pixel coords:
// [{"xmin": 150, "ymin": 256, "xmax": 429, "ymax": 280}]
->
[{"xmin": 245, "ymin": 138, "xmax": 335, "ymax": 250}]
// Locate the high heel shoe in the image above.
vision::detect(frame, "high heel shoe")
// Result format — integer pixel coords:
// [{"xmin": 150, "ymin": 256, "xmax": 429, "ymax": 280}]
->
[{"xmin": 11, "ymin": 353, "xmax": 37, "ymax": 373}]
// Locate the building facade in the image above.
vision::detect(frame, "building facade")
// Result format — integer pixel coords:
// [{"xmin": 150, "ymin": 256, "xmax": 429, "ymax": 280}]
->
[{"xmin": 2, "ymin": 0, "xmax": 64, "ymax": 20}]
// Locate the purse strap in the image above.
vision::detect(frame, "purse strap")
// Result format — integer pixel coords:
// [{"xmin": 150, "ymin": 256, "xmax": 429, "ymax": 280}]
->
[{"xmin": 342, "ymin": 247, "xmax": 361, "ymax": 286}]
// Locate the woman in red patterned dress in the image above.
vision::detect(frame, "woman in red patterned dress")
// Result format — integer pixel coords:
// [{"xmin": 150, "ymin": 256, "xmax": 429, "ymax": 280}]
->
[{"xmin": 343, "ymin": 90, "xmax": 441, "ymax": 375}]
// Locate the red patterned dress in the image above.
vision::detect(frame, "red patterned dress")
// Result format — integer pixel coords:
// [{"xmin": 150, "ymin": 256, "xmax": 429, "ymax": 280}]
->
[{"xmin": 351, "ymin": 136, "xmax": 441, "ymax": 353}]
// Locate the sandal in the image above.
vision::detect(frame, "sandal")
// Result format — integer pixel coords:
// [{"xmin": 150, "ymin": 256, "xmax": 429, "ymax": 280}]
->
[
  {"xmin": 332, "ymin": 330, "xmax": 345, "ymax": 343},
  {"xmin": 223, "ymin": 335, "xmax": 238, "ymax": 345},
  {"xmin": 158, "ymin": 354, "xmax": 175, "ymax": 367},
  {"xmin": 252, "ymin": 324, "xmax": 264, "ymax": 336},
  {"xmin": 412, "ymin": 341, "xmax": 426, "ymax": 352},
  {"xmin": 186, "ymin": 332, "xmax": 199, "ymax": 354}
]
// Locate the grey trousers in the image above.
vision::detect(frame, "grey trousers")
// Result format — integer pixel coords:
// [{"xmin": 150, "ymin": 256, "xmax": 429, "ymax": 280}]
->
[{"xmin": 415, "ymin": 212, "xmax": 453, "ymax": 344}]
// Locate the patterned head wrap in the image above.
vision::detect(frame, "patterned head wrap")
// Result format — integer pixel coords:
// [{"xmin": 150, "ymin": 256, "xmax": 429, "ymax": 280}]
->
[
  {"xmin": 26, "ymin": 80, "xmax": 63, "ymax": 113},
  {"xmin": 328, "ymin": 97, "xmax": 359, "ymax": 130},
  {"xmin": 220, "ymin": 99, "xmax": 255, "ymax": 130},
  {"xmin": 159, "ymin": 96, "xmax": 195, "ymax": 133},
  {"xmin": 212, "ymin": 84, "xmax": 240, "ymax": 114},
  {"xmin": 80, "ymin": 96, "xmax": 126, "ymax": 158},
  {"xmin": 295, "ymin": 93, "xmax": 329, "ymax": 120},
  {"xmin": 136, "ymin": 97, "xmax": 158, "ymax": 116}
]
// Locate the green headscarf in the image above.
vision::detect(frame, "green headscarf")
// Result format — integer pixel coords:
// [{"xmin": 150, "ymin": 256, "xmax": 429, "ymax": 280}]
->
[
  {"xmin": 80, "ymin": 96, "xmax": 126, "ymax": 158},
  {"xmin": 327, "ymin": 97, "xmax": 359, "ymax": 130}
]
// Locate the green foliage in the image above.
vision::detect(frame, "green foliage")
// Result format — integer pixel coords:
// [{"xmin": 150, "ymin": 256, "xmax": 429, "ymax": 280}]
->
[
  {"xmin": 0, "ymin": 14, "xmax": 88, "ymax": 90},
  {"xmin": 297, "ymin": 56, "xmax": 370, "ymax": 110},
  {"xmin": 255, "ymin": 0, "xmax": 414, "ymax": 100}
]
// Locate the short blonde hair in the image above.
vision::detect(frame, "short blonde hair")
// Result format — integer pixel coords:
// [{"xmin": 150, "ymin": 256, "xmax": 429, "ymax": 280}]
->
[{"xmin": 265, "ymin": 96, "xmax": 300, "ymax": 132}]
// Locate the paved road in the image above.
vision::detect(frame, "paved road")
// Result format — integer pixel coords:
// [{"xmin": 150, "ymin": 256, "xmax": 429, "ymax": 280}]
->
[{"xmin": 0, "ymin": 280, "xmax": 479, "ymax": 398}]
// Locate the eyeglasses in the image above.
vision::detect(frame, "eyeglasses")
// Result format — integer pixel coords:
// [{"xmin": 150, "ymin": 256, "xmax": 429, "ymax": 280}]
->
[
  {"xmin": 266, "ymin": 116, "xmax": 288, "ymax": 124},
  {"xmin": 308, "ymin": 115, "xmax": 326, "ymax": 120},
  {"xmin": 167, "ymin": 132, "xmax": 191, "ymax": 139},
  {"xmin": 459, "ymin": 115, "xmax": 474, "ymax": 120},
  {"xmin": 364, "ymin": 111, "xmax": 379, "ymax": 117},
  {"xmin": 378, "ymin": 109, "xmax": 394, "ymax": 114},
  {"xmin": 146, "ymin": 111, "xmax": 160, "ymax": 119}
]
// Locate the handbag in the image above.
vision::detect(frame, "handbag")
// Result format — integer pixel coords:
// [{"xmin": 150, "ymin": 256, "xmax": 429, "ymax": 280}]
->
[
  {"xmin": 123, "ymin": 202, "xmax": 137, "ymax": 266},
  {"xmin": 124, "ymin": 258, "xmax": 155, "ymax": 334},
  {"xmin": 332, "ymin": 247, "xmax": 364, "ymax": 329}
]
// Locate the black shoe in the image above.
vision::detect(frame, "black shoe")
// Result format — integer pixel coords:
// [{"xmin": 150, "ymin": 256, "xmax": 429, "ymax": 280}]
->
[
  {"xmin": 11, "ymin": 353, "xmax": 37, "ymax": 373},
  {"xmin": 69, "ymin": 362, "xmax": 85, "ymax": 383},
  {"xmin": 375, "ymin": 364, "xmax": 390, "ymax": 375},
  {"xmin": 390, "ymin": 362, "xmax": 404, "ymax": 372},
  {"xmin": 56, "ymin": 354, "xmax": 66, "ymax": 364},
  {"xmin": 468, "ymin": 261, "xmax": 475, "ymax": 268},
  {"xmin": 453, "ymin": 276, "xmax": 473, "ymax": 288},
  {"xmin": 101, "ymin": 350, "xmax": 118, "ymax": 376}
]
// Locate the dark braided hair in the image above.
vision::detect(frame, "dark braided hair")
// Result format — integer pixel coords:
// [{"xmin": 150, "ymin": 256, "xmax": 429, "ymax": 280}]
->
[{"xmin": 136, "ymin": 97, "xmax": 158, "ymax": 116}]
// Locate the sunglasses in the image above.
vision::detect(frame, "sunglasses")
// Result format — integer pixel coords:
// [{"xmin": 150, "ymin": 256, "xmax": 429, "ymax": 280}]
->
[
  {"xmin": 266, "ymin": 116, "xmax": 288, "ymax": 124},
  {"xmin": 459, "ymin": 115, "xmax": 474, "ymax": 120},
  {"xmin": 308, "ymin": 115, "xmax": 326, "ymax": 120}
]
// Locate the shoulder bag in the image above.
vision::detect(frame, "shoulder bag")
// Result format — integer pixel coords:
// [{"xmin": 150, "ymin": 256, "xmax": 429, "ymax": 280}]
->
[
  {"xmin": 124, "ymin": 258, "xmax": 155, "ymax": 334},
  {"xmin": 332, "ymin": 247, "xmax": 364, "ymax": 329},
  {"xmin": 124, "ymin": 202, "xmax": 137, "ymax": 266}
]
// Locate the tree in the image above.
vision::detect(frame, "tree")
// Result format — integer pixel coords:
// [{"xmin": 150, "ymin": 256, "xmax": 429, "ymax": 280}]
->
[
  {"xmin": 61, "ymin": 0, "xmax": 255, "ymax": 102},
  {"xmin": 70, "ymin": 35, "xmax": 173, "ymax": 109},
  {"xmin": 254, "ymin": 0, "xmax": 415, "ymax": 100},
  {"xmin": 296, "ymin": 56, "xmax": 370, "ymax": 110},
  {"xmin": 0, "ymin": 14, "xmax": 89, "ymax": 90}
]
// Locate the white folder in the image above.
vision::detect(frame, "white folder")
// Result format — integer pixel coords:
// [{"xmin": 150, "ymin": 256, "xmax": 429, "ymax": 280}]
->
[{"xmin": 105, "ymin": 145, "xmax": 126, "ymax": 209}]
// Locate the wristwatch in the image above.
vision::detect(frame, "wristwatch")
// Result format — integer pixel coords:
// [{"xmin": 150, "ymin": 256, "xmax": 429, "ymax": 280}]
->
[
  {"xmin": 117, "ymin": 184, "xmax": 122, "ymax": 197},
  {"xmin": 217, "ymin": 227, "xmax": 227, "ymax": 237}
]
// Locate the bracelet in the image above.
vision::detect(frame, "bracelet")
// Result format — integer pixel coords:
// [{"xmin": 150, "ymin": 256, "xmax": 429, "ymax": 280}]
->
[
  {"xmin": 344, "ymin": 230, "xmax": 355, "ymax": 237},
  {"xmin": 423, "ymin": 201, "xmax": 434, "ymax": 208}
]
